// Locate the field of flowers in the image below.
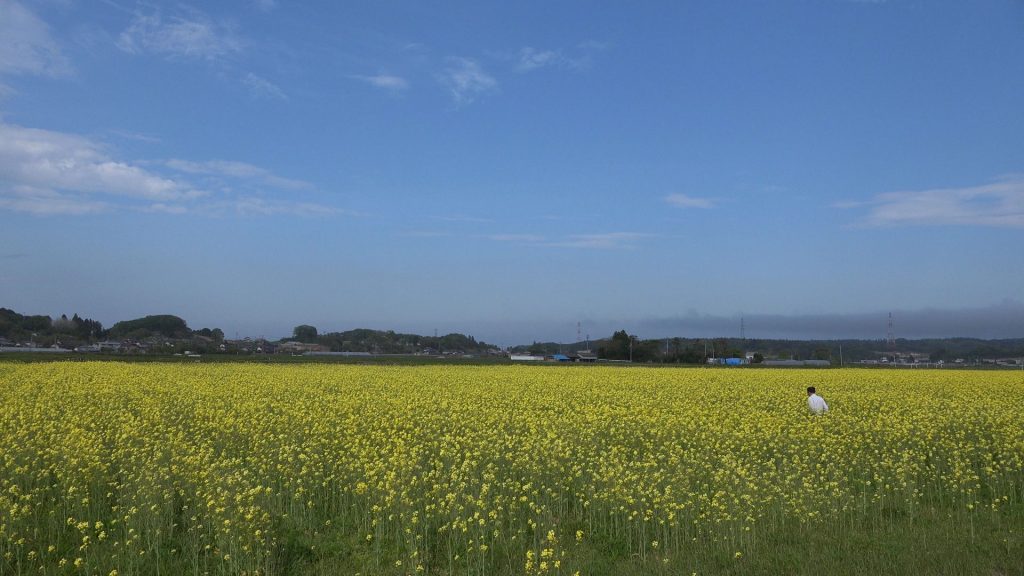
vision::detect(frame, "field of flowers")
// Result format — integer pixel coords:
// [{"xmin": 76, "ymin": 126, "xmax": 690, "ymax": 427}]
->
[{"xmin": 0, "ymin": 362, "xmax": 1022, "ymax": 576}]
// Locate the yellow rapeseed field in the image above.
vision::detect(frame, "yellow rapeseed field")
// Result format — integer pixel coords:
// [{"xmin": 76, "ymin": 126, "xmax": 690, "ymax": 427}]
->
[{"xmin": 0, "ymin": 362, "xmax": 1022, "ymax": 575}]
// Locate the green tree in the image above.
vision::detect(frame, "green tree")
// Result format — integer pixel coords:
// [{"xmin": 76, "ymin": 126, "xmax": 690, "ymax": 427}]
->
[
  {"xmin": 292, "ymin": 325, "xmax": 319, "ymax": 343},
  {"xmin": 598, "ymin": 330, "xmax": 632, "ymax": 360},
  {"xmin": 109, "ymin": 315, "xmax": 189, "ymax": 339}
]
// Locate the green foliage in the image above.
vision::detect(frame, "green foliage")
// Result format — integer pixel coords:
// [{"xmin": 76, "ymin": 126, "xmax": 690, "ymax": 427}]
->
[
  {"xmin": 0, "ymin": 308, "xmax": 106, "ymax": 344},
  {"xmin": 0, "ymin": 308, "xmax": 52, "ymax": 341},
  {"xmin": 109, "ymin": 315, "xmax": 190, "ymax": 339},
  {"xmin": 292, "ymin": 324, "xmax": 319, "ymax": 343},
  {"xmin": 598, "ymin": 330, "xmax": 632, "ymax": 360},
  {"xmin": 315, "ymin": 329, "xmax": 496, "ymax": 354},
  {"xmin": 194, "ymin": 327, "xmax": 225, "ymax": 342}
]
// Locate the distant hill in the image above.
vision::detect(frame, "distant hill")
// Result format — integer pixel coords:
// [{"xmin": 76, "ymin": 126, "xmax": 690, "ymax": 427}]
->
[
  {"xmin": 0, "ymin": 308, "xmax": 105, "ymax": 346},
  {"xmin": 109, "ymin": 315, "xmax": 192, "ymax": 339},
  {"xmin": 304, "ymin": 328, "xmax": 499, "ymax": 355},
  {"xmin": 0, "ymin": 308, "xmax": 223, "ymax": 350}
]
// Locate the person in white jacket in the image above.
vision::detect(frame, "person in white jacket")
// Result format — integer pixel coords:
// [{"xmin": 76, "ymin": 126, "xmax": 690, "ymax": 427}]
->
[{"xmin": 807, "ymin": 386, "xmax": 828, "ymax": 415}]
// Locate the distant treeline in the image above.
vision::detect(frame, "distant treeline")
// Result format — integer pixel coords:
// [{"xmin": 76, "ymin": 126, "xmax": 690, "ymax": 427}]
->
[
  {"xmin": 285, "ymin": 324, "xmax": 498, "ymax": 355},
  {"xmin": 0, "ymin": 308, "xmax": 496, "ymax": 355},
  {"xmin": 4, "ymin": 307, "xmax": 1023, "ymax": 361},
  {"xmin": 511, "ymin": 332, "xmax": 1024, "ymax": 363},
  {"xmin": 0, "ymin": 308, "xmax": 222, "ymax": 349}
]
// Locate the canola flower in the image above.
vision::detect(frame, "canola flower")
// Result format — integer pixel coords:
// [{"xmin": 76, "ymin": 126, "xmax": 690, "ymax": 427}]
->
[{"xmin": 0, "ymin": 362, "xmax": 1021, "ymax": 575}]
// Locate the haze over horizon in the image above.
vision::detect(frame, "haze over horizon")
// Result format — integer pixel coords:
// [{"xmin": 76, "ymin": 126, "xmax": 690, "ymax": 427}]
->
[{"xmin": 2, "ymin": 1, "xmax": 1023, "ymax": 347}]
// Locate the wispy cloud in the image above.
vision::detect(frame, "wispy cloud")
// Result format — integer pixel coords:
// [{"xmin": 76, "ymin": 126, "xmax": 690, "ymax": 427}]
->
[
  {"xmin": 402, "ymin": 230, "xmax": 452, "ymax": 238},
  {"xmin": 488, "ymin": 234, "xmax": 546, "ymax": 243},
  {"xmin": 243, "ymin": 72, "xmax": 287, "ymax": 99},
  {"xmin": 0, "ymin": 0, "xmax": 71, "ymax": 77},
  {"xmin": 516, "ymin": 47, "xmax": 564, "ymax": 72},
  {"xmin": 163, "ymin": 159, "xmax": 312, "ymax": 190},
  {"xmin": 548, "ymin": 232, "xmax": 651, "ymax": 249},
  {"xmin": 840, "ymin": 176, "xmax": 1024, "ymax": 228},
  {"xmin": 141, "ymin": 198, "xmax": 340, "ymax": 217},
  {"xmin": 432, "ymin": 214, "xmax": 493, "ymax": 224},
  {"xmin": 216, "ymin": 197, "xmax": 340, "ymax": 217},
  {"xmin": 351, "ymin": 74, "xmax": 409, "ymax": 91},
  {"xmin": 439, "ymin": 57, "xmax": 496, "ymax": 105},
  {"xmin": 0, "ymin": 122, "xmax": 199, "ymax": 216},
  {"xmin": 489, "ymin": 232, "xmax": 651, "ymax": 249},
  {"xmin": 0, "ymin": 185, "xmax": 110, "ymax": 216},
  {"xmin": 511, "ymin": 42, "xmax": 606, "ymax": 73},
  {"xmin": 252, "ymin": 0, "xmax": 277, "ymax": 12},
  {"xmin": 0, "ymin": 121, "xmax": 334, "ymax": 217},
  {"xmin": 108, "ymin": 129, "xmax": 162, "ymax": 144},
  {"xmin": 665, "ymin": 193, "xmax": 715, "ymax": 209},
  {"xmin": 117, "ymin": 7, "xmax": 243, "ymax": 61}
]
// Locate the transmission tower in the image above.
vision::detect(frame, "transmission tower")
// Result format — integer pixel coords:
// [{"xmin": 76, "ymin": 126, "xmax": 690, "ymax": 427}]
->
[{"xmin": 886, "ymin": 312, "xmax": 895, "ymax": 348}]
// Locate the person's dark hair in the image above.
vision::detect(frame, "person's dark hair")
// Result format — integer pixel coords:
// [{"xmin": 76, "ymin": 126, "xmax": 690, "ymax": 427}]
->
[{"xmin": 807, "ymin": 386, "xmax": 816, "ymax": 394}]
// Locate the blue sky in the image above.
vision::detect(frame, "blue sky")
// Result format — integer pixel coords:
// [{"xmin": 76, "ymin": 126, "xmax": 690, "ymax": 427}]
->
[{"xmin": 1, "ymin": 0, "xmax": 1023, "ymax": 345}]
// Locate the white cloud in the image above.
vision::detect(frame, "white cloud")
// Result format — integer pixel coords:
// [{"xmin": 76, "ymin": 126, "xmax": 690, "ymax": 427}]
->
[
  {"xmin": 0, "ymin": 122, "xmax": 333, "ymax": 217},
  {"xmin": 0, "ymin": 1, "xmax": 70, "ymax": 77},
  {"xmin": 243, "ymin": 72, "xmax": 287, "ymax": 99},
  {"xmin": 117, "ymin": 8, "xmax": 243, "ymax": 61},
  {"xmin": 0, "ymin": 185, "xmax": 109, "ymax": 215},
  {"xmin": 213, "ymin": 197, "xmax": 339, "ymax": 217},
  {"xmin": 252, "ymin": 0, "xmax": 277, "ymax": 12},
  {"xmin": 144, "ymin": 202, "xmax": 188, "ymax": 215},
  {"xmin": 164, "ymin": 159, "xmax": 311, "ymax": 190},
  {"xmin": 843, "ymin": 176, "xmax": 1024, "ymax": 228},
  {"xmin": 351, "ymin": 74, "xmax": 409, "ymax": 91},
  {"xmin": 511, "ymin": 42, "xmax": 606, "ymax": 73},
  {"xmin": 548, "ymin": 232, "xmax": 651, "ymax": 249},
  {"xmin": 439, "ymin": 57, "xmax": 496, "ymax": 105},
  {"xmin": 488, "ymin": 234, "xmax": 546, "ymax": 243},
  {"xmin": 108, "ymin": 129, "xmax": 162, "ymax": 144},
  {"xmin": 433, "ymin": 214, "xmax": 493, "ymax": 224},
  {"xmin": 402, "ymin": 230, "xmax": 452, "ymax": 238},
  {"xmin": 488, "ymin": 232, "xmax": 650, "ymax": 249},
  {"xmin": 665, "ymin": 193, "xmax": 715, "ymax": 209},
  {"xmin": 0, "ymin": 122, "xmax": 198, "ymax": 214},
  {"xmin": 516, "ymin": 47, "xmax": 563, "ymax": 72}
]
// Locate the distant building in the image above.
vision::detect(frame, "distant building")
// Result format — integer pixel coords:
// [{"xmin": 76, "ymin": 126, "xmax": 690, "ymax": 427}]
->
[
  {"xmin": 762, "ymin": 359, "xmax": 831, "ymax": 367},
  {"xmin": 574, "ymin": 351, "xmax": 598, "ymax": 363},
  {"xmin": 707, "ymin": 357, "xmax": 749, "ymax": 366},
  {"xmin": 277, "ymin": 341, "xmax": 327, "ymax": 354},
  {"xmin": 98, "ymin": 341, "xmax": 126, "ymax": 352}
]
